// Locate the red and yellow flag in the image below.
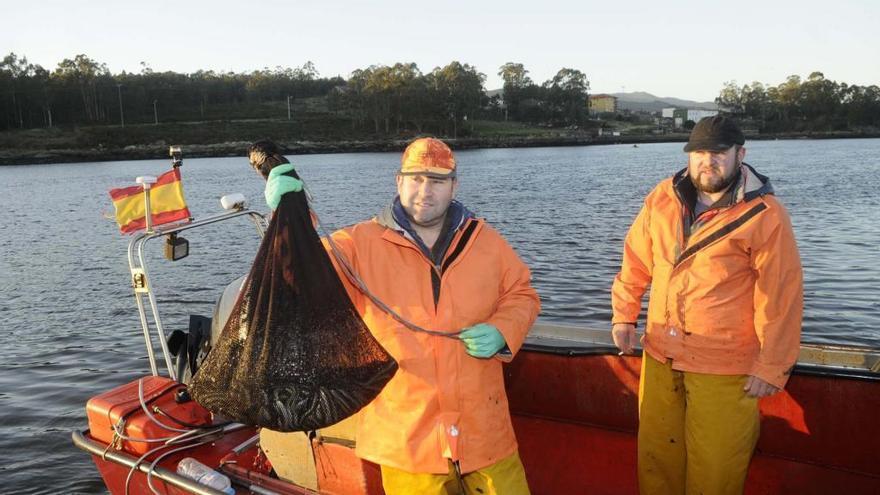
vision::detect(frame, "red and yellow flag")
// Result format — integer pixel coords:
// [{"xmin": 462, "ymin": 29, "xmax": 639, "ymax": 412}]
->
[{"xmin": 109, "ymin": 168, "xmax": 191, "ymax": 234}]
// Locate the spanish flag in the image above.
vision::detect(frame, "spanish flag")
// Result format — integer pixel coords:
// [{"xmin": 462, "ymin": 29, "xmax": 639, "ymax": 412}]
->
[{"xmin": 109, "ymin": 168, "xmax": 191, "ymax": 234}]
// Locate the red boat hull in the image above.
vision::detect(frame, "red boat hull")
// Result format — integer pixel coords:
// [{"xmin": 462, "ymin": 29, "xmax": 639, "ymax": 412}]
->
[
  {"xmin": 83, "ymin": 349, "xmax": 880, "ymax": 494},
  {"xmin": 506, "ymin": 351, "xmax": 880, "ymax": 495}
]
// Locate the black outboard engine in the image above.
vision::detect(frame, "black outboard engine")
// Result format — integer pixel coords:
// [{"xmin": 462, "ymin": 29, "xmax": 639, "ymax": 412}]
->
[{"xmin": 167, "ymin": 275, "xmax": 246, "ymax": 383}]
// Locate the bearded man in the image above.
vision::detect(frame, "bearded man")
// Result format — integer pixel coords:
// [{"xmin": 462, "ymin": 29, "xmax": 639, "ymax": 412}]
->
[{"xmin": 610, "ymin": 116, "xmax": 803, "ymax": 495}]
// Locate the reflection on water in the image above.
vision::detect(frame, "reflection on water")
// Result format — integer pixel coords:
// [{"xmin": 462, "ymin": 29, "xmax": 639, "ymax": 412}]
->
[{"xmin": 1, "ymin": 138, "xmax": 878, "ymax": 493}]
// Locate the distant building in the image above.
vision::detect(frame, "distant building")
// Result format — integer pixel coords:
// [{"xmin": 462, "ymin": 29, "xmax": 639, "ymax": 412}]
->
[
  {"xmin": 662, "ymin": 107, "xmax": 717, "ymax": 129},
  {"xmin": 589, "ymin": 94, "xmax": 618, "ymax": 114},
  {"xmin": 686, "ymin": 109, "xmax": 717, "ymax": 122},
  {"xmin": 597, "ymin": 127, "xmax": 621, "ymax": 137}
]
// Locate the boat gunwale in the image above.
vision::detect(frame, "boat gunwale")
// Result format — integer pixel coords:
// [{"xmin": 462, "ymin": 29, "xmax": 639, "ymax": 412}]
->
[{"xmin": 524, "ymin": 322, "xmax": 880, "ymax": 380}]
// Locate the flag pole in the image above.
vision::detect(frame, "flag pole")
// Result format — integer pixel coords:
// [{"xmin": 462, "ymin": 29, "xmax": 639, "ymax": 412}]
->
[{"xmin": 136, "ymin": 176, "xmax": 157, "ymax": 233}]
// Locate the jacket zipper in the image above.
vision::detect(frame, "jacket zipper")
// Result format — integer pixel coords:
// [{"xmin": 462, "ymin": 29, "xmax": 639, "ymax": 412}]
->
[{"xmin": 431, "ymin": 219, "xmax": 479, "ymax": 311}]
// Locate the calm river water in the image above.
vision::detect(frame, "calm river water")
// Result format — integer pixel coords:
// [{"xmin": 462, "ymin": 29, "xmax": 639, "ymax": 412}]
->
[{"xmin": 1, "ymin": 139, "xmax": 879, "ymax": 493}]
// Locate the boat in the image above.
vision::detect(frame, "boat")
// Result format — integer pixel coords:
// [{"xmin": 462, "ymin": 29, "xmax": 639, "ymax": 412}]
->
[{"xmin": 74, "ymin": 158, "xmax": 880, "ymax": 495}]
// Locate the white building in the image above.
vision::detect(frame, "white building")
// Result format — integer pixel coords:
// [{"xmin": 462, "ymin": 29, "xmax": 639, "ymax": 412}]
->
[
  {"xmin": 687, "ymin": 109, "xmax": 717, "ymax": 122},
  {"xmin": 662, "ymin": 108, "xmax": 718, "ymax": 129}
]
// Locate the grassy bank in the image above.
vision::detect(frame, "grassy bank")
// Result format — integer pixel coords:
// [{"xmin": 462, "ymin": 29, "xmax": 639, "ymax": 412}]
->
[
  {"xmin": 1, "ymin": 117, "xmax": 878, "ymax": 165},
  {"xmin": 0, "ymin": 117, "xmax": 580, "ymax": 164}
]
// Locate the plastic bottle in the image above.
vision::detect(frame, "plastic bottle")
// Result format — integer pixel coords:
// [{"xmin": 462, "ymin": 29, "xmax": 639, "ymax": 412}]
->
[{"xmin": 176, "ymin": 457, "xmax": 235, "ymax": 494}]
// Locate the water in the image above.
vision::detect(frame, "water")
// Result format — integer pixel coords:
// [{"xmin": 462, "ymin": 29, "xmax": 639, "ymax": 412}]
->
[{"xmin": 1, "ymin": 139, "xmax": 879, "ymax": 493}]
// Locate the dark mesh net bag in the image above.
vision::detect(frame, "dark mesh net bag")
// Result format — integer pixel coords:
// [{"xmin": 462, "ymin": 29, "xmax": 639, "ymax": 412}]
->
[{"xmin": 190, "ymin": 161, "xmax": 397, "ymax": 432}]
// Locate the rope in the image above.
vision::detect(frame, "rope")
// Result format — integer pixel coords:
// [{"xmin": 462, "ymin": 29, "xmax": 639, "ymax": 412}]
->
[
  {"xmin": 115, "ymin": 380, "xmax": 228, "ymax": 495},
  {"xmin": 124, "ymin": 443, "xmax": 169, "ymax": 495},
  {"xmin": 112, "ymin": 419, "xmax": 180, "ymax": 444},
  {"xmin": 156, "ymin": 407, "xmax": 233, "ymax": 430},
  {"xmin": 138, "ymin": 378, "xmax": 192, "ymax": 433},
  {"xmin": 111, "ymin": 379, "xmax": 205, "ymax": 447},
  {"xmin": 121, "ymin": 437, "xmax": 213, "ymax": 495},
  {"xmin": 306, "ymin": 194, "xmax": 462, "ymax": 339},
  {"xmin": 146, "ymin": 440, "xmax": 214, "ymax": 495}
]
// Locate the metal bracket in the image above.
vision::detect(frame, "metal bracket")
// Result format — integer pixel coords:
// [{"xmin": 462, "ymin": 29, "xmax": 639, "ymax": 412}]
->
[{"xmin": 132, "ymin": 268, "xmax": 149, "ymax": 293}]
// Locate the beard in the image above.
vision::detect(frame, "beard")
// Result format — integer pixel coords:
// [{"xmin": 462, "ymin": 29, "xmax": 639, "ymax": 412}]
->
[{"xmin": 689, "ymin": 160, "xmax": 741, "ymax": 194}]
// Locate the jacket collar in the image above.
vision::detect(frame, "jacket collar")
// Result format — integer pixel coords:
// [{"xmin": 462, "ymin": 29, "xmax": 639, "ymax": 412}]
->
[
  {"xmin": 673, "ymin": 162, "xmax": 774, "ymax": 212},
  {"xmin": 375, "ymin": 197, "xmax": 475, "ymax": 264}
]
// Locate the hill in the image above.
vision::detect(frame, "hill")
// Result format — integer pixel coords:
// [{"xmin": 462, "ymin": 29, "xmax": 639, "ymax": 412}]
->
[{"xmin": 611, "ymin": 91, "xmax": 717, "ymax": 113}]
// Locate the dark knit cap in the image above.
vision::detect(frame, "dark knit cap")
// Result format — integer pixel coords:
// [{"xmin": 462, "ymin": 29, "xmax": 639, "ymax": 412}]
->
[{"xmin": 683, "ymin": 115, "xmax": 745, "ymax": 152}]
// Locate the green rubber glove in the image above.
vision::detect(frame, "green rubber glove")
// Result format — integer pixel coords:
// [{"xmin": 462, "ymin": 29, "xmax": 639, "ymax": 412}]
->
[
  {"xmin": 459, "ymin": 323, "xmax": 507, "ymax": 358},
  {"xmin": 265, "ymin": 163, "xmax": 303, "ymax": 210}
]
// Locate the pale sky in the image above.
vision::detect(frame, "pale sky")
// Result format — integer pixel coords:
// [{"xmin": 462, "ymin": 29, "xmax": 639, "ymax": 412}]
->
[{"xmin": 3, "ymin": 0, "xmax": 878, "ymax": 102}]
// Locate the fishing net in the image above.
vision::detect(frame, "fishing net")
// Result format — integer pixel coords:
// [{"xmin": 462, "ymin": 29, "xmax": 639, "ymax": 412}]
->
[{"xmin": 190, "ymin": 162, "xmax": 398, "ymax": 432}]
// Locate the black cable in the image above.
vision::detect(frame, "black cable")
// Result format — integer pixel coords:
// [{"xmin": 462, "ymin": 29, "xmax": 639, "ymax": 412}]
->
[{"xmin": 154, "ymin": 407, "xmax": 234, "ymax": 429}]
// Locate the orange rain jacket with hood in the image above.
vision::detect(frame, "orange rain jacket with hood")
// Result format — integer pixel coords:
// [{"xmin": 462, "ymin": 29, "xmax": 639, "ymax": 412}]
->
[
  {"xmin": 612, "ymin": 163, "xmax": 802, "ymax": 389},
  {"xmin": 327, "ymin": 199, "xmax": 540, "ymax": 474}
]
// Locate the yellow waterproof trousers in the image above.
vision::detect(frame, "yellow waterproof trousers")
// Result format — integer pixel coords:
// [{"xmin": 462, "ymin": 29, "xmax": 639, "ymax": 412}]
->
[
  {"xmin": 638, "ymin": 355, "xmax": 759, "ymax": 495},
  {"xmin": 380, "ymin": 452, "xmax": 530, "ymax": 495}
]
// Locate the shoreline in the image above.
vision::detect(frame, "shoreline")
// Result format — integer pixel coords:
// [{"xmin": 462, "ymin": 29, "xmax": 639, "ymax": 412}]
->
[{"xmin": 2, "ymin": 131, "xmax": 878, "ymax": 166}]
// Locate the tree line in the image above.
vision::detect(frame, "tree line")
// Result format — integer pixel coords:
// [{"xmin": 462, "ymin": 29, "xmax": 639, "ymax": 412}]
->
[
  {"xmin": 716, "ymin": 72, "xmax": 880, "ymax": 132},
  {"xmin": 4, "ymin": 52, "xmax": 877, "ymax": 136},
  {"xmin": 0, "ymin": 53, "xmax": 591, "ymax": 136},
  {"xmin": 0, "ymin": 53, "xmax": 342, "ymax": 130}
]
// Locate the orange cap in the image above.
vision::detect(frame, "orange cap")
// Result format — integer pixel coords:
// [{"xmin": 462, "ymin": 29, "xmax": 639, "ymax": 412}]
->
[{"xmin": 400, "ymin": 138, "xmax": 456, "ymax": 178}]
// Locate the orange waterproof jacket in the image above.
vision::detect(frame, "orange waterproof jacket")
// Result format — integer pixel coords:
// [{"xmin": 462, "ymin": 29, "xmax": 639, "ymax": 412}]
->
[
  {"xmin": 612, "ymin": 164, "xmax": 802, "ymax": 389},
  {"xmin": 327, "ymin": 206, "xmax": 540, "ymax": 474}
]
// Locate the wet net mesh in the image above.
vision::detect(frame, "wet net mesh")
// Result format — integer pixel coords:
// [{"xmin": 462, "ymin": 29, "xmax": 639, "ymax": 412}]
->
[{"xmin": 190, "ymin": 166, "xmax": 398, "ymax": 432}]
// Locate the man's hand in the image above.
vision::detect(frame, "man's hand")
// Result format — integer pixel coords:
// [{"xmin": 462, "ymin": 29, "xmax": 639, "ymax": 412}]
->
[
  {"xmin": 612, "ymin": 323, "xmax": 637, "ymax": 355},
  {"xmin": 459, "ymin": 324, "xmax": 506, "ymax": 358},
  {"xmin": 744, "ymin": 375, "xmax": 780, "ymax": 398},
  {"xmin": 265, "ymin": 163, "xmax": 303, "ymax": 210}
]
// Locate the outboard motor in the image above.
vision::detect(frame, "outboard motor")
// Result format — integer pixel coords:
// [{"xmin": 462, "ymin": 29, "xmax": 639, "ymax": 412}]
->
[
  {"xmin": 167, "ymin": 275, "xmax": 247, "ymax": 384},
  {"xmin": 210, "ymin": 275, "xmax": 247, "ymax": 347}
]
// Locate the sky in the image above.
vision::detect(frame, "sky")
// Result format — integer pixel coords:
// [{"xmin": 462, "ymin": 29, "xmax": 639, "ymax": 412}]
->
[{"xmin": 3, "ymin": 0, "xmax": 879, "ymax": 102}]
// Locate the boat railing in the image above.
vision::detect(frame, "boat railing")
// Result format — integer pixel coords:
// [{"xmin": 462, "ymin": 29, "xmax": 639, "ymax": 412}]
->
[
  {"xmin": 127, "ymin": 201, "xmax": 268, "ymax": 380},
  {"xmin": 72, "ymin": 429, "xmax": 241, "ymax": 495}
]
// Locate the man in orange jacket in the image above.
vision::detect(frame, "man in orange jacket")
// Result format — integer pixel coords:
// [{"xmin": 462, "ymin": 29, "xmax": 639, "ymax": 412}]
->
[
  {"xmin": 610, "ymin": 116, "xmax": 803, "ymax": 495},
  {"xmin": 264, "ymin": 137, "xmax": 540, "ymax": 495}
]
